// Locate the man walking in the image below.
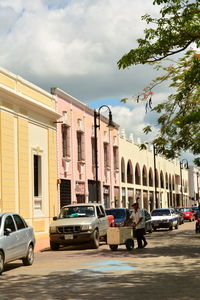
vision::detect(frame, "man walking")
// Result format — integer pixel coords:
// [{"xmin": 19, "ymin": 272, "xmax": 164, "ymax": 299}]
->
[{"xmin": 130, "ymin": 201, "xmax": 148, "ymax": 249}]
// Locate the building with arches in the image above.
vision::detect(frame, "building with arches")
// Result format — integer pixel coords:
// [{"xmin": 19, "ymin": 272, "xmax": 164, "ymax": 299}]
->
[{"xmin": 119, "ymin": 130, "xmax": 189, "ymax": 210}]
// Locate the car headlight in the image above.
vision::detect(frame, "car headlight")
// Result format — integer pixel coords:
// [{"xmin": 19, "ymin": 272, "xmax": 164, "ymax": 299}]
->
[
  {"xmin": 49, "ymin": 226, "xmax": 57, "ymax": 233},
  {"xmin": 81, "ymin": 225, "xmax": 92, "ymax": 231}
]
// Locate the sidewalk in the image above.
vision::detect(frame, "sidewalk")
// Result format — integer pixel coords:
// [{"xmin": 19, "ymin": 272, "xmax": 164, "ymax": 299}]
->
[{"xmin": 34, "ymin": 233, "xmax": 50, "ymax": 252}]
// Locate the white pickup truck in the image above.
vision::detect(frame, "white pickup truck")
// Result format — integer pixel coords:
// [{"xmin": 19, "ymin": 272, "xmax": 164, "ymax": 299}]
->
[{"xmin": 49, "ymin": 203, "xmax": 108, "ymax": 250}]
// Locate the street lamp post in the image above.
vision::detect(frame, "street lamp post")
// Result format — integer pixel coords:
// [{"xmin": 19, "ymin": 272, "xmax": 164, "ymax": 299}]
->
[
  {"xmin": 180, "ymin": 159, "xmax": 189, "ymax": 206},
  {"xmin": 93, "ymin": 105, "xmax": 114, "ymax": 203},
  {"xmin": 196, "ymin": 171, "xmax": 199, "ymax": 204},
  {"xmin": 153, "ymin": 145, "xmax": 157, "ymax": 208}
]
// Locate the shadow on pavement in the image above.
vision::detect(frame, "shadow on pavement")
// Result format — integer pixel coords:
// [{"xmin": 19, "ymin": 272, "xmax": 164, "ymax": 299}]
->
[{"xmin": 1, "ymin": 265, "xmax": 200, "ymax": 300}]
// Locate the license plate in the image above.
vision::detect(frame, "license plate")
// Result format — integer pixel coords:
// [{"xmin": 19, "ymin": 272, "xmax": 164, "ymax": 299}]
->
[{"xmin": 64, "ymin": 234, "xmax": 73, "ymax": 240}]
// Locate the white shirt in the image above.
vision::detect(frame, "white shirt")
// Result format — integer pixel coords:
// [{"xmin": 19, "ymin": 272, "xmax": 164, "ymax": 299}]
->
[{"xmin": 130, "ymin": 209, "xmax": 145, "ymax": 229}]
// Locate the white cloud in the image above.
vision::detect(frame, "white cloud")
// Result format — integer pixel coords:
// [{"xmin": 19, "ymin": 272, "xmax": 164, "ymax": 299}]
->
[
  {"xmin": 111, "ymin": 92, "xmax": 170, "ymax": 144},
  {"xmin": 111, "ymin": 104, "xmax": 157, "ymax": 143},
  {"xmin": 0, "ymin": 0, "xmax": 159, "ymax": 98}
]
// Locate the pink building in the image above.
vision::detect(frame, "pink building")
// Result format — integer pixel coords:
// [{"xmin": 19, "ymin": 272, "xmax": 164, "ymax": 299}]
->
[{"xmin": 51, "ymin": 88, "xmax": 120, "ymax": 209}]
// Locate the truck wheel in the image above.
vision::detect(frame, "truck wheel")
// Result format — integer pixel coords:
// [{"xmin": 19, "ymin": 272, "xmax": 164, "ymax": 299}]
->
[
  {"xmin": 110, "ymin": 245, "xmax": 118, "ymax": 251},
  {"xmin": 148, "ymin": 224, "xmax": 153, "ymax": 233},
  {"xmin": 169, "ymin": 224, "xmax": 173, "ymax": 230},
  {"xmin": 175, "ymin": 223, "xmax": 179, "ymax": 229},
  {"xmin": 104, "ymin": 234, "xmax": 107, "ymax": 244},
  {"xmin": 0, "ymin": 251, "xmax": 4, "ymax": 275},
  {"xmin": 50, "ymin": 241, "xmax": 60, "ymax": 251},
  {"xmin": 90, "ymin": 229, "xmax": 99, "ymax": 249},
  {"xmin": 125, "ymin": 239, "xmax": 134, "ymax": 251}
]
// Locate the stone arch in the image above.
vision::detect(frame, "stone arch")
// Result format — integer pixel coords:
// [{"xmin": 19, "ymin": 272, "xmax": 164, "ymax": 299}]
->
[
  {"xmin": 172, "ymin": 175, "xmax": 175, "ymax": 191},
  {"xmin": 135, "ymin": 163, "xmax": 141, "ymax": 185},
  {"xmin": 165, "ymin": 173, "xmax": 168, "ymax": 189},
  {"xmin": 160, "ymin": 170, "xmax": 164, "ymax": 188},
  {"xmin": 155, "ymin": 169, "xmax": 159, "ymax": 187},
  {"xmin": 149, "ymin": 168, "xmax": 153, "ymax": 187},
  {"xmin": 121, "ymin": 157, "xmax": 125, "ymax": 182},
  {"xmin": 142, "ymin": 165, "xmax": 147, "ymax": 186},
  {"xmin": 127, "ymin": 159, "xmax": 133, "ymax": 183},
  {"xmin": 169, "ymin": 174, "xmax": 172, "ymax": 190}
]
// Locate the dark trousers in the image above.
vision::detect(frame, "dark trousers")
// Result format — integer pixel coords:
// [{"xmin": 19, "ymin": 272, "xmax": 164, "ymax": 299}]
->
[{"xmin": 135, "ymin": 228, "xmax": 146, "ymax": 248}]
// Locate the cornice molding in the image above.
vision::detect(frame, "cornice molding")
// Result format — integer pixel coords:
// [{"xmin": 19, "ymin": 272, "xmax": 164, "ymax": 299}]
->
[{"xmin": 0, "ymin": 84, "xmax": 61, "ymax": 121}]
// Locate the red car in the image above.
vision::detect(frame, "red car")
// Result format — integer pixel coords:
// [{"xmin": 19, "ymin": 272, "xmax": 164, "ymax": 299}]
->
[{"xmin": 179, "ymin": 206, "xmax": 195, "ymax": 221}]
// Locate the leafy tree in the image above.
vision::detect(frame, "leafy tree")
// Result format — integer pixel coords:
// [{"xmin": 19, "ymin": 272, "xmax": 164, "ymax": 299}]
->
[{"xmin": 118, "ymin": 0, "xmax": 200, "ymax": 165}]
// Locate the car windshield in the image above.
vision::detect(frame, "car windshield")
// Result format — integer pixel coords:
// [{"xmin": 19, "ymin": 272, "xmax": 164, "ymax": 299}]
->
[
  {"xmin": 179, "ymin": 208, "xmax": 191, "ymax": 212},
  {"xmin": 192, "ymin": 207, "xmax": 198, "ymax": 212},
  {"xmin": 106, "ymin": 209, "xmax": 126, "ymax": 219},
  {"xmin": 151, "ymin": 209, "xmax": 170, "ymax": 216},
  {"xmin": 60, "ymin": 206, "xmax": 95, "ymax": 218}
]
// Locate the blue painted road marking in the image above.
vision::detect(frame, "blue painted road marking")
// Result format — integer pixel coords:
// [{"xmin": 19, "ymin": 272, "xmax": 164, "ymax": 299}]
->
[{"xmin": 77, "ymin": 259, "xmax": 137, "ymax": 275}]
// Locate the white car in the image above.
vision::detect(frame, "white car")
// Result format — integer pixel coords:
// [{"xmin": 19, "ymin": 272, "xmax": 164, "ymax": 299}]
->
[
  {"xmin": 0, "ymin": 213, "xmax": 35, "ymax": 275},
  {"xmin": 151, "ymin": 208, "xmax": 179, "ymax": 231}
]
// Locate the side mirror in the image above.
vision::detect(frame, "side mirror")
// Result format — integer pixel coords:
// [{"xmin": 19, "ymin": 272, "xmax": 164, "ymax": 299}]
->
[
  {"xmin": 98, "ymin": 213, "xmax": 105, "ymax": 218},
  {"xmin": 53, "ymin": 216, "xmax": 58, "ymax": 221},
  {"xmin": 4, "ymin": 228, "xmax": 12, "ymax": 236}
]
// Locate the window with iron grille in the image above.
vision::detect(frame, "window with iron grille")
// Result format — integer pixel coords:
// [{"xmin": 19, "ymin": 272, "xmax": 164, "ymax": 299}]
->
[
  {"xmin": 62, "ymin": 124, "xmax": 70, "ymax": 158},
  {"xmin": 104, "ymin": 142, "xmax": 110, "ymax": 168},
  {"xmin": 34, "ymin": 154, "xmax": 41, "ymax": 197},
  {"xmin": 91, "ymin": 137, "xmax": 95, "ymax": 165},
  {"xmin": 77, "ymin": 132, "xmax": 85, "ymax": 161},
  {"xmin": 113, "ymin": 146, "xmax": 119, "ymax": 170}
]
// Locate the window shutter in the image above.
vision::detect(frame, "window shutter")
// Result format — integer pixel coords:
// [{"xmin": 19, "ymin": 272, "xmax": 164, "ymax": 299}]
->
[
  {"xmin": 107, "ymin": 143, "xmax": 110, "ymax": 167},
  {"xmin": 81, "ymin": 133, "xmax": 85, "ymax": 161},
  {"xmin": 66, "ymin": 127, "xmax": 70, "ymax": 157},
  {"xmin": 114, "ymin": 147, "xmax": 119, "ymax": 170},
  {"xmin": 62, "ymin": 125, "xmax": 67, "ymax": 157}
]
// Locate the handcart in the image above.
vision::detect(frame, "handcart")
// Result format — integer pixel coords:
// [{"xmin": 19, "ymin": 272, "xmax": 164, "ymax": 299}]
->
[{"xmin": 107, "ymin": 226, "xmax": 134, "ymax": 251}]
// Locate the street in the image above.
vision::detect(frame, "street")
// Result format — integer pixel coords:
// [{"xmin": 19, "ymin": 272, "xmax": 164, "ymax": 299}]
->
[{"xmin": 1, "ymin": 221, "xmax": 200, "ymax": 300}]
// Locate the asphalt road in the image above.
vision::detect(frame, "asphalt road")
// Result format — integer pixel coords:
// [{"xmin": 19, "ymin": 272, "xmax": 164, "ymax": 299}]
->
[{"xmin": 1, "ymin": 221, "xmax": 200, "ymax": 300}]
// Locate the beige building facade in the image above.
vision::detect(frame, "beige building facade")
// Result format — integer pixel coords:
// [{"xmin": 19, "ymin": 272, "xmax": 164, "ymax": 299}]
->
[
  {"xmin": 119, "ymin": 131, "xmax": 189, "ymax": 210},
  {"xmin": 0, "ymin": 68, "xmax": 60, "ymax": 233}
]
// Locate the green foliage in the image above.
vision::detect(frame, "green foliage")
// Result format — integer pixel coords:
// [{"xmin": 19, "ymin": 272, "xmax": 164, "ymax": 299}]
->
[
  {"xmin": 118, "ymin": 0, "xmax": 200, "ymax": 165},
  {"xmin": 148, "ymin": 51, "xmax": 200, "ymax": 159},
  {"xmin": 118, "ymin": 0, "xmax": 200, "ymax": 68},
  {"xmin": 194, "ymin": 157, "xmax": 200, "ymax": 167}
]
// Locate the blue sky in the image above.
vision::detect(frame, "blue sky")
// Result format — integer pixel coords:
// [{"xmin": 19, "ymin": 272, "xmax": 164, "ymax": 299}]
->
[{"xmin": 0, "ymin": 0, "xmax": 195, "ymax": 164}]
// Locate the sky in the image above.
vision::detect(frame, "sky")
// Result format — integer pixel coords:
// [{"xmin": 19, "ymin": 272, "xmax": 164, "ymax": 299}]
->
[{"xmin": 0, "ymin": 0, "xmax": 194, "ymax": 163}]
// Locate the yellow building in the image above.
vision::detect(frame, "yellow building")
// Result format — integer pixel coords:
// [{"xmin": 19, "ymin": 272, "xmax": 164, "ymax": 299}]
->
[
  {"xmin": 0, "ymin": 68, "xmax": 60, "ymax": 234},
  {"xmin": 119, "ymin": 130, "xmax": 189, "ymax": 210}
]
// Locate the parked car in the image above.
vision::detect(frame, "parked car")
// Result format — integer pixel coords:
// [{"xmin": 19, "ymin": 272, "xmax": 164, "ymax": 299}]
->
[
  {"xmin": 105, "ymin": 208, "xmax": 131, "ymax": 227},
  {"xmin": 151, "ymin": 208, "xmax": 179, "ymax": 231},
  {"xmin": 192, "ymin": 206, "xmax": 199, "ymax": 216},
  {"xmin": 174, "ymin": 208, "xmax": 184, "ymax": 225},
  {"xmin": 129, "ymin": 208, "xmax": 152, "ymax": 233},
  {"xmin": 179, "ymin": 206, "xmax": 195, "ymax": 222},
  {"xmin": 49, "ymin": 203, "xmax": 108, "ymax": 250},
  {"xmin": 0, "ymin": 213, "xmax": 35, "ymax": 275}
]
